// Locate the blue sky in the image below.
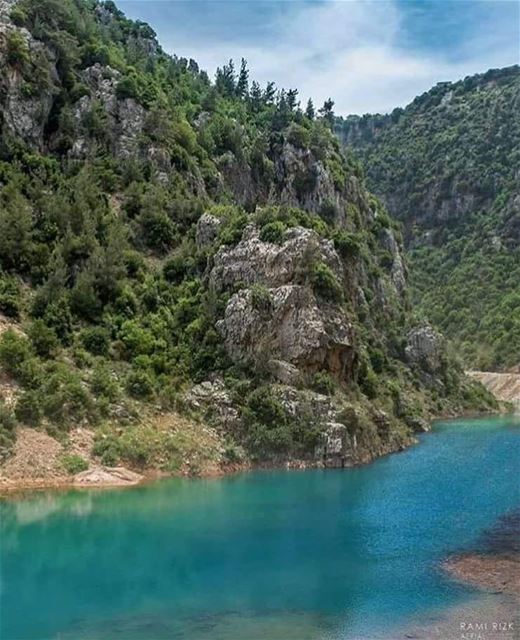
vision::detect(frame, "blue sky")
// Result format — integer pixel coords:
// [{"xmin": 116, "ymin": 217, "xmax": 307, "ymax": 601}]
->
[{"xmin": 117, "ymin": 0, "xmax": 519, "ymax": 115}]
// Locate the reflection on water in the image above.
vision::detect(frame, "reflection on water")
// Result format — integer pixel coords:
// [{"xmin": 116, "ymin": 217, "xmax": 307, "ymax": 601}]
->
[
  {"xmin": 1, "ymin": 416, "xmax": 519, "ymax": 640},
  {"xmin": 11, "ymin": 492, "xmax": 93, "ymax": 526}
]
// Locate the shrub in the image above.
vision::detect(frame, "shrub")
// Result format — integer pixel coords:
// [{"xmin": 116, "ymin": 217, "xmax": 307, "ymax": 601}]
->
[
  {"xmin": 90, "ymin": 364, "xmax": 120, "ymax": 402},
  {"xmin": 61, "ymin": 454, "xmax": 88, "ymax": 475},
  {"xmin": 116, "ymin": 76, "xmax": 139, "ymax": 101},
  {"xmin": 27, "ymin": 320, "xmax": 59, "ymax": 358},
  {"xmin": 285, "ymin": 123, "xmax": 310, "ymax": 148},
  {"xmin": 40, "ymin": 369, "xmax": 96, "ymax": 426},
  {"xmin": 80, "ymin": 327, "xmax": 110, "ymax": 356},
  {"xmin": 311, "ymin": 371, "xmax": 335, "ymax": 395},
  {"xmin": 0, "ymin": 401, "xmax": 17, "ymax": 462},
  {"xmin": 163, "ymin": 252, "xmax": 195, "ymax": 283},
  {"xmin": 0, "ymin": 276, "xmax": 21, "ymax": 318},
  {"xmin": 125, "ymin": 370, "xmax": 154, "ymax": 399},
  {"xmin": 333, "ymin": 231, "xmax": 361, "ymax": 260},
  {"xmin": 310, "ymin": 262, "xmax": 343, "ymax": 302},
  {"xmin": 15, "ymin": 391, "xmax": 43, "ymax": 426},
  {"xmin": 245, "ymin": 385, "xmax": 287, "ymax": 426},
  {"xmin": 318, "ymin": 199, "xmax": 338, "ymax": 224},
  {"xmin": 259, "ymin": 221, "xmax": 286, "ymax": 244},
  {"xmin": 139, "ymin": 210, "xmax": 177, "ymax": 252},
  {"xmin": 369, "ymin": 347, "xmax": 385, "ymax": 374},
  {"xmin": 358, "ymin": 360, "xmax": 378, "ymax": 399},
  {"xmin": 0, "ymin": 330, "xmax": 32, "ymax": 378},
  {"xmin": 119, "ymin": 320, "xmax": 155, "ymax": 357},
  {"xmin": 6, "ymin": 31, "xmax": 29, "ymax": 67},
  {"xmin": 250, "ymin": 284, "xmax": 273, "ymax": 315}
]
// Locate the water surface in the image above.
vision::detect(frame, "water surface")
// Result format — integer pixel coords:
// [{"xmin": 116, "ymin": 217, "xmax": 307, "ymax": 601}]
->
[{"xmin": 1, "ymin": 416, "xmax": 519, "ymax": 639}]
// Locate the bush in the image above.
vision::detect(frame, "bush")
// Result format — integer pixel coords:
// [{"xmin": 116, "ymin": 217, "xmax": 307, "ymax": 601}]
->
[
  {"xmin": 285, "ymin": 123, "xmax": 310, "ymax": 148},
  {"xmin": 0, "ymin": 276, "xmax": 21, "ymax": 318},
  {"xmin": 318, "ymin": 199, "xmax": 338, "ymax": 224},
  {"xmin": 250, "ymin": 284, "xmax": 273, "ymax": 315},
  {"xmin": 245, "ymin": 385, "xmax": 287, "ymax": 426},
  {"xmin": 28, "ymin": 320, "xmax": 59, "ymax": 358},
  {"xmin": 333, "ymin": 231, "xmax": 361, "ymax": 260},
  {"xmin": 15, "ymin": 391, "xmax": 43, "ymax": 426},
  {"xmin": 311, "ymin": 371, "xmax": 335, "ymax": 395},
  {"xmin": 259, "ymin": 221, "xmax": 286, "ymax": 244},
  {"xmin": 358, "ymin": 359, "xmax": 378, "ymax": 399},
  {"xmin": 0, "ymin": 401, "xmax": 17, "ymax": 462},
  {"xmin": 6, "ymin": 31, "xmax": 29, "ymax": 67},
  {"xmin": 310, "ymin": 262, "xmax": 343, "ymax": 302},
  {"xmin": 61, "ymin": 454, "xmax": 88, "ymax": 475},
  {"xmin": 80, "ymin": 327, "xmax": 110, "ymax": 356},
  {"xmin": 40, "ymin": 368, "xmax": 96, "ymax": 426},
  {"xmin": 0, "ymin": 330, "xmax": 32, "ymax": 378},
  {"xmin": 139, "ymin": 210, "xmax": 177, "ymax": 252},
  {"xmin": 90, "ymin": 364, "xmax": 120, "ymax": 402},
  {"xmin": 125, "ymin": 370, "xmax": 154, "ymax": 399},
  {"xmin": 116, "ymin": 76, "xmax": 139, "ymax": 101}
]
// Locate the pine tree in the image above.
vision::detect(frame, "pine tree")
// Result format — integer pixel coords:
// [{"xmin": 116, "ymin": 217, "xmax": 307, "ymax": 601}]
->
[
  {"xmin": 215, "ymin": 59, "xmax": 235, "ymax": 96},
  {"xmin": 305, "ymin": 98, "xmax": 315, "ymax": 120},
  {"xmin": 236, "ymin": 58, "xmax": 249, "ymax": 98},
  {"xmin": 249, "ymin": 80, "xmax": 262, "ymax": 112},
  {"xmin": 286, "ymin": 89, "xmax": 299, "ymax": 112},
  {"xmin": 318, "ymin": 98, "xmax": 335, "ymax": 128},
  {"xmin": 263, "ymin": 81, "xmax": 276, "ymax": 105}
]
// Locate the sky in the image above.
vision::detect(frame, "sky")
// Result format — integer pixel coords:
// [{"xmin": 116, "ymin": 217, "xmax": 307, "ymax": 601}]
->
[{"xmin": 117, "ymin": 0, "xmax": 519, "ymax": 115}]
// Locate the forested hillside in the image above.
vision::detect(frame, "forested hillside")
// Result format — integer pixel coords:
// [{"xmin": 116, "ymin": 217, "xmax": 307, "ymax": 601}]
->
[
  {"xmin": 336, "ymin": 66, "xmax": 520, "ymax": 370},
  {"xmin": 0, "ymin": 0, "xmax": 494, "ymax": 478}
]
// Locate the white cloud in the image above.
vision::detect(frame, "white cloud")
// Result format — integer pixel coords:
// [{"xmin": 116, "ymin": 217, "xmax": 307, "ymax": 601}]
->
[{"xmin": 159, "ymin": 0, "xmax": 518, "ymax": 115}]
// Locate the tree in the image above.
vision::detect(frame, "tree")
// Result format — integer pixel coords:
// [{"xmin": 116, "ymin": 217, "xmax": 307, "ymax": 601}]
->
[
  {"xmin": 215, "ymin": 59, "xmax": 235, "ymax": 96},
  {"xmin": 286, "ymin": 89, "xmax": 299, "ymax": 112},
  {"xmin": 305, "ymin": 98, "xmax": 315, "ymax": 120},
  {"xmin": 263, "ymin": 81, "xmax": 276, "ymax": 105},
  {"xmin": 319, "ymin": 98, "xmax": 335, "ymax": 128},
  {"xmin": 0, "ymin": 185, "xmax": 33, "ymax": 271},
  {"xmin": 236, "ymin": 58, "xmax": 249, "ymax": 98},
  {"xmin": 249, "ymin": 80, "xmax": 262, "ymax": 112}
]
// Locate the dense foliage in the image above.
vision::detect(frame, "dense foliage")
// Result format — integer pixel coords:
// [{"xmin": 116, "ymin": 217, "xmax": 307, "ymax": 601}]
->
[
  {"xmin": 0, "ymin": 0, "xmax": 496, "ymax": 465},
  {"xmin": 336, "ymin": 66, "xmax": 520, "ymax": 370}
]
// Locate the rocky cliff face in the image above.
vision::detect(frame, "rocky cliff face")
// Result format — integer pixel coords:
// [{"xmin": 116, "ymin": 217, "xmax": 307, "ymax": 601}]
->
[{"xmin": 0, "ymin": 0, "xmax": 497, "ymax": 476}]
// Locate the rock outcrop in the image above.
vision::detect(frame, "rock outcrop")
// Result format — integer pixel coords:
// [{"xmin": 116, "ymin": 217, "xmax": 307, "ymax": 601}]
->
[
  {"xmin": 211, "ymin": 225, "xmax": 355, "ymax": 380},
  {"xmin": 405, "ymin": 325, "xmax": 444, "ymax": 376}
]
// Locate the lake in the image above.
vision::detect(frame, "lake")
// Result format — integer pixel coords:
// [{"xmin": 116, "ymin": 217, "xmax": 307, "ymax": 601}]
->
[{"xmin": 1, "ymin": 416, "xmax": 519, "ymax": 639}]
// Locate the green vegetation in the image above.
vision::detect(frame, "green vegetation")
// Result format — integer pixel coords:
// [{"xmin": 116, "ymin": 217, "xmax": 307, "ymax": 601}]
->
[
  {"xmin": 60, "ymin": 454, "xmax": 89, "ymax": 474},
  {"xmin": 0, "ymin": 0, "xmax": 497, "ymax": 470},
  {"xmin": 337, "ymin": 66, "xmax": 520, "ymax": 369}
]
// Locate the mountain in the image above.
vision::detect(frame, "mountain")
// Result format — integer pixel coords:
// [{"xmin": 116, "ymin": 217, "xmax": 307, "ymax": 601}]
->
[
  {"xmin": 336, "ymin": 66, "xmax": 520, "ymax": 370},
  {"xmin": 0, "ymin": 0, "xmax": 495, "ymax": 480}
]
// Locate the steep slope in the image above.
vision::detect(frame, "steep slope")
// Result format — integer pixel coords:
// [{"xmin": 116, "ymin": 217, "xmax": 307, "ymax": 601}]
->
[
  {"xmin": 0, "ymin": 0, "xmax": 495, "ymax": 479},
  {"xmin": 336, "ymin": 66, "xmax": 520, "ymax": 370}
]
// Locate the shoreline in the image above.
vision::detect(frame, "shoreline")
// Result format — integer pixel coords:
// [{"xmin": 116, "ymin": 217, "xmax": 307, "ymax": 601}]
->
[{"xmin": 0, "ymin": 410, "xmax": 510, "ymax": 497}]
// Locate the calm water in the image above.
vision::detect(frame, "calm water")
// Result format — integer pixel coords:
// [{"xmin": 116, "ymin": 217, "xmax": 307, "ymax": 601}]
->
[{"xmin": 1, "ymin": 416, "xmax": 519, "ymax": 640}]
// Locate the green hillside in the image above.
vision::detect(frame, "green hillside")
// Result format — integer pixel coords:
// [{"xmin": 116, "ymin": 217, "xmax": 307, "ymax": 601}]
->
[
  {"xmin": 336, "ymin": 66, "xmax": 520, "ymax": 370},
  {"xmin": 0, "ymin": 0, "xmax": 494, "ymax": 472}
]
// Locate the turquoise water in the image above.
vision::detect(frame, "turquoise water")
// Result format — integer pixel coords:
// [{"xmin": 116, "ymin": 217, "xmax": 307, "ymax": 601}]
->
[{"xmin": 1, "ymin": 416, "xmax": 519, "ymax": 640}]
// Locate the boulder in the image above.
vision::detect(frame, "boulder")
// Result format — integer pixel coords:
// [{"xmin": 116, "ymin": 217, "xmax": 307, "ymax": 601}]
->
[
  {"xmin": 405, "ymin": 325, "xmax": 444, "ymax": 374},
  {"xmin": 217, "ymin": 284, "xmax": 355, "ymax": 378},
  {"xmin": 210, "ymin": 225, "xmax": 343, "ymax": 291},
  {"xmin": 185, "ymin": 378, "xmax": 240, "ymax": 430},
  {"xmin": 196, "ymin": 213, "xmax": 221, "ymax": 249}
]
